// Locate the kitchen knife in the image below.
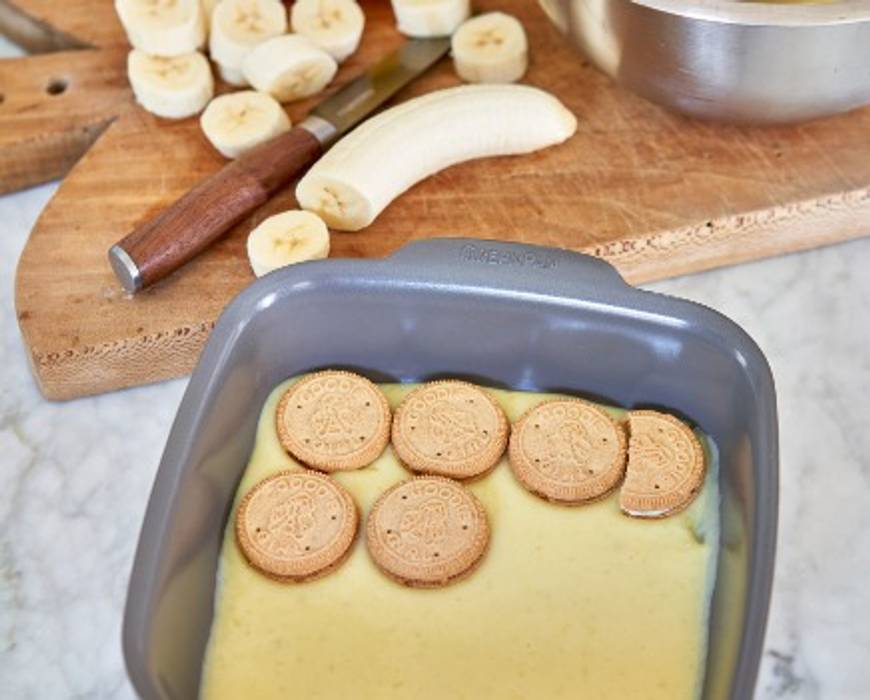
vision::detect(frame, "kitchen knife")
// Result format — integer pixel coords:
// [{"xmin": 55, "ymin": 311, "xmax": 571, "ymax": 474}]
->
[{"xmin": 108, "ymin": 37, "xmax": 450, "ymax": 294}]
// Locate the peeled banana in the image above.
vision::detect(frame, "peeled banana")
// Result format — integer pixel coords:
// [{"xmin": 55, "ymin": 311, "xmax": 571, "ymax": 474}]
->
[
  {"xmin": 200, "ymin": 90, "xmax": 291, "ymax": 158},
  {"xmin": 127, "ymin": 49, "xmax": 214, "ymax": 119},
  {"xmin": 451, "ymin": 12, "xmax": 528, "ymax": 84},
  {"xmin": 209, "ymin": 0, "xmax": 287, "ymax": 77},
  {"xmin": 391, "ymin": 0, "xmax": 470, "ymax": 38},
  {"xmin": 296, "ymin": 84, "xmax": 577, "ymax": 231},
  {"xmin": 246, "ymin": 210, "xmax": 331, "ymax": 277},
  {"xmin": 115, "ymin": 0, "xmax": 206, "ymax": 57},
  {"xmin": 242, "ymin": 35, "xmax": 338, "ymax": 103},
  {"xmin": 291, "ymin": 0, "xmax": 366, "ymax": 63}
]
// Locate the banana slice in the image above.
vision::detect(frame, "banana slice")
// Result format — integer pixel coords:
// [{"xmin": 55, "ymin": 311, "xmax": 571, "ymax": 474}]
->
[
  {"xmin": 290, "ymin": 0, "xmax": 366, "ymax": 63},
  {"xmin": 201, "ymin": 0, "xmax": 221, "ymax": 30},
  {"xmin": 296, "ymin": 84, "xmax": 577, "ymax": 231},
  {"xmin": 451, "ymin": 12, "xmax": 528, "ymax": 84},
  {"xmin": 391, "ymin": 0, "xmax": 469, "ymax": 38},
  {"xmin": 127, "ymin": 49, "xmax": 214, "ymax": 119},
  {"xmin": 115, "ymin": 0, "xmax": 206, "ymax": 57},
  {"xmin": 209, "ymin": 0, "xmax": 287, "ymax": 74},
  {"xmin": 200, "ymin": 90, "xmax": 291, "ymax": 158},
  {"xmin": 217, "ymin": 63, "xmax": 248, "ymax": 86},
  {"xmin": 246, "ymin": 210, "xmax": 330, "ymax": 277},
  {"xmin": 242, "ymin": 35, "xmax": 338, "ymax": 103}
]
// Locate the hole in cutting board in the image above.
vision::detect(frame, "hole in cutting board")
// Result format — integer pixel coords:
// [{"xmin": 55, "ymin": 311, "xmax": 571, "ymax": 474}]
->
[
  {"xmin": 0, "ymin": 93, "xmax": 4, "ymax": 105},
  {"xmin": 45, "ymin": 79, "xmax": 68, "ymax": 96}
]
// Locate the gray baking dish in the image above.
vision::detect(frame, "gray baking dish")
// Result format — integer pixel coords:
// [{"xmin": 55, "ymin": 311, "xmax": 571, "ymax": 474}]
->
[{"xmin": 123, "ymin": 238, "xmax": 778, "ymax": 699}]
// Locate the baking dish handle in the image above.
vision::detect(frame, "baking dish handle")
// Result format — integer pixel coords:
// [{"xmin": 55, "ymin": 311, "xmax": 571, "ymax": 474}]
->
[{"xmin": 386, "ymin": 238, "xmax": 630, "ymax": 293}]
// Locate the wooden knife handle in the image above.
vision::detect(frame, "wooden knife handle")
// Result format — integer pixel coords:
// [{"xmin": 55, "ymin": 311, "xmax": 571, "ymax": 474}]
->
[{"xmin": 108, "ymin": 126, "xmax": 323, "ymax": 293}]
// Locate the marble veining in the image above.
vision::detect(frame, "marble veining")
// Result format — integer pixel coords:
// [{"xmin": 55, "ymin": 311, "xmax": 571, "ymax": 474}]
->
[{"xmin": 1, "ymin": 37, "xmax": 869, "ymax": 700}]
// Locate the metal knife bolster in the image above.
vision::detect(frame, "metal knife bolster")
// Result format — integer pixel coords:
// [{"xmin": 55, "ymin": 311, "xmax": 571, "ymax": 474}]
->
[
  {"xmin": 108, "ymin": 244, "xmax": 142, "ymax": 295},
  {"xmin": 296, "ymin": 115, "xmax": 340, "ymax": 148}
]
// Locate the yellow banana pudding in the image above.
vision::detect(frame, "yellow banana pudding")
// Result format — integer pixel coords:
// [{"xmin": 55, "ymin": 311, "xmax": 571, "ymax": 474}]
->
[{"xmin": 201, "ymin": 378, "xmax": 720, "ymax": 699}]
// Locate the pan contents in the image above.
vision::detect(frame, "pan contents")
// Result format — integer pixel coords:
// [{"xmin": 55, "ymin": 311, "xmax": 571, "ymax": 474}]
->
[
  {"xmin": 508, "ymin": 398, "xmax": 628, "ymax": 504},
  {"xmin": 235, "ymin": 469, "xmax": 358, "ymax": 582},
  {"xmin": 391, "ymin": 380, "xmax": 509, "ymax": 480},
  {"xmin": 620, "ymin": 410, "xmax": 707, "ymax": 518},
  {"xmin": 366, "ymin": 476, "xmax": 491, "ymax": 588},
  {"xmin": 201, "ymin": 373, "xmax": 720, "ymax": 699}
]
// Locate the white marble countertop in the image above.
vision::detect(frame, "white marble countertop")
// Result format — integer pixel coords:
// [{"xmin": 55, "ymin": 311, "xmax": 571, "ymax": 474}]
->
[{"xmin": 2, "ymin": 42, "xmax": 870, "ymax": 700}]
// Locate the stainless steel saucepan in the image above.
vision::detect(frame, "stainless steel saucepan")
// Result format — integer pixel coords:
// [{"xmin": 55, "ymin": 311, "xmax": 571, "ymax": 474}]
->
[{"xmin": 540, "ymin": 0, "xmax": 870, "ymax": 123}]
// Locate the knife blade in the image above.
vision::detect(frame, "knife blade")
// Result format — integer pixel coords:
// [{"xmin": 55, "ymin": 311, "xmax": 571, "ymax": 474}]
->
[
  {"xmin": 108, "ymin": 37, "xmax": 451, "ymax": 294},
  {"xmin": 310, "ymin": 37, "xmax": 451, "ymax": 141}
]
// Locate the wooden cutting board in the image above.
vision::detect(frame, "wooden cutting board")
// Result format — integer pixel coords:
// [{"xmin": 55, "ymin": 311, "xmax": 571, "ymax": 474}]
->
[{"xmin": 6, "ymin": 0, "xmax": 870, "ymax": 400}]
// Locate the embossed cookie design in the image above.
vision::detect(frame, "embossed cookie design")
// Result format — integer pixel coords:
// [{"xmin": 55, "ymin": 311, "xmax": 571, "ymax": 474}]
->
[
  {"xmin": 391, "ymin": 381, "xmax": 509, "ymax": 480},
  {"xmin": 235, "ymin": 470, "xmax": 358, "ymax": 581},
  {"xmin": 509, "ymin": 399, "xmax": 627, "ymax": 504},
  {"xmin": 366, "ymin": 477, "xmax": 490, "ymax": 588},
  {"xmin": 276, "ymin": 370, "xmax": 391, "ymax": 472},
  {"xmin": 619, "ymin": 410, "xmax": 706, "ymax": 518}
]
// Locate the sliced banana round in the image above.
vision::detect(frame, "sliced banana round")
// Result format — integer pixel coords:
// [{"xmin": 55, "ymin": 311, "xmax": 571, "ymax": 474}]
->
[
  {"xmin": 296, "ymin": 84, "xmax": 577, "ymax": 231},
  {"xmin": 127, "ymin": 49, "xmax": 214, "ymax": 119},
  {"xmin": 201, "ymin": 0, "xmax": 222, "ymax": 31},
  {"xmin": 209, "ymin": 0, "xmax": 287, "ymax": 73},
  {"xmin": 391, "ymin": 0, "xmax": 469, "ymax": 38},
  {"xmin": 217, "ymin": 62, "xmax": 248, "ymax": 86},
  {"xmin": 200, "ymin": 90, "xmax": 291, "ymax": 158},
  {"xmin": 115, "ymin": 0, "xmax": 206, "ymax": 57},
  {"xmin": 246, "ymin": 210, "xmax": 330, "ymax": 277},
  {"xmin": 290, "ymin": 0, "xmax": 366, "ymax": 63},
  {"xmin": 242, "ymin": 34, "xmax": 338, "ymax": 103},
  {"xmin": 451, "ymin": 12, "xmax": 528, "ymax": 84}
]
